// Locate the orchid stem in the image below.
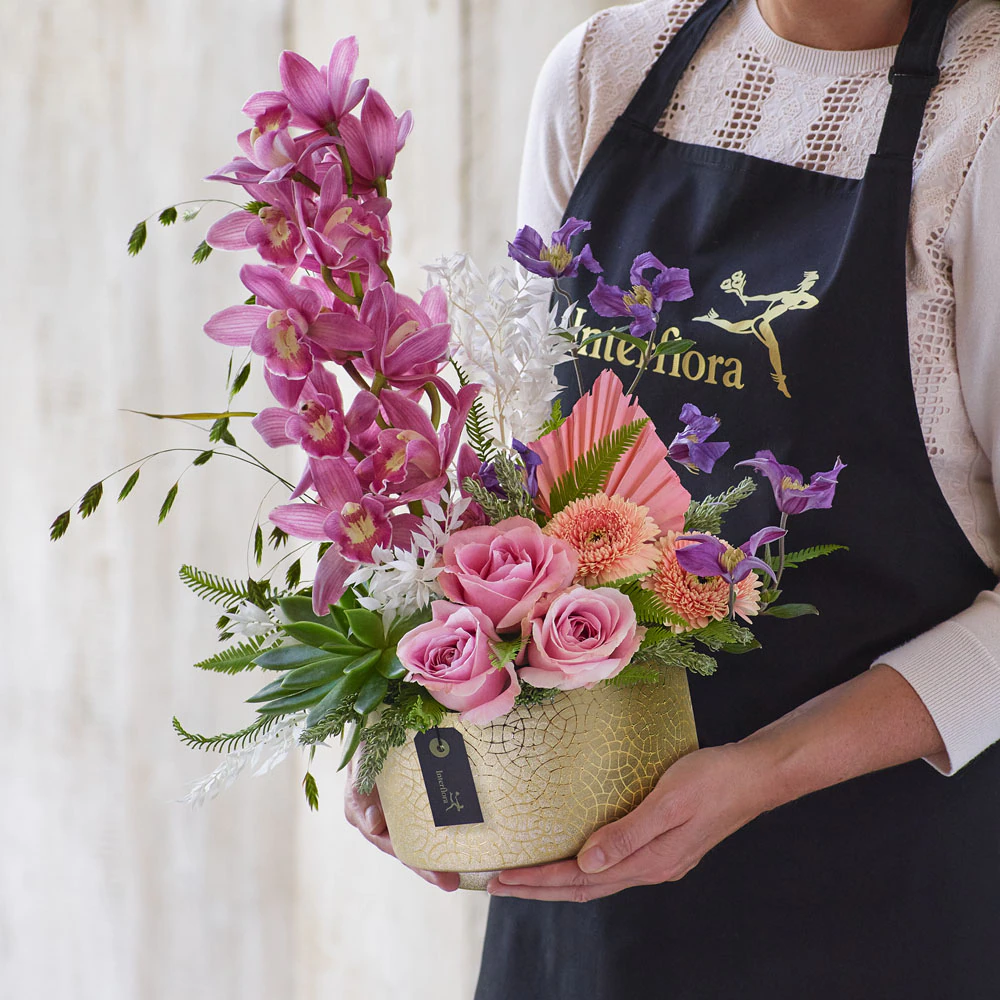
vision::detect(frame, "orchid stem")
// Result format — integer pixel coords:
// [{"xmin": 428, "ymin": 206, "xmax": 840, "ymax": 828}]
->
[
  {"xmin": 350, "ymin": 272, "xmax": 364, "ymax": 301},
  {"xmin": 291, "ymin": 171, "xmax": 322, "ymax": 195},
  {"xmin": 424, "ymin": 382, "xmax": 442, "ymax": 429},
  {"xmin": 380, "ymin": 261, "xmax": 395, "ymax": 287},
  {"xmin": 326, "ymin": 123, "xmax": 356, "ymax": 197},
  {"xmin": 343, "ymin": 361, "xmax": 372, "ymax": 393},
  {"xmin": 322, "ymin": 266, "xmax": 362, "ymax": 307}
]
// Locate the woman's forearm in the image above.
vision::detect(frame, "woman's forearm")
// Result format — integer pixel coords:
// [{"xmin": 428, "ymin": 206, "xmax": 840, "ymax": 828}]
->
[{"xmin": 739, "ymin": 663, "xmax": 947, "ymax": 816}]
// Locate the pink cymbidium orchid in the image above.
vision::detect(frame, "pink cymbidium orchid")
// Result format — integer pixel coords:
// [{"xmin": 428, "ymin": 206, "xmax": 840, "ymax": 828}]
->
[
  {"xmin": 269, "ymin": 457, "xmax": 418, "ymax": 613},
  {"xmin": 278, "ymin": 38, "xmax": 369, "ymax": 132},
  {"xmin": 354, "ymin": 283, "xmax": 452, "ymax": 391},
  {"xmin": 299, "ymin": 167, "xmax": 392, "ymax": 287},
  {"xmin": 203, "ymin": 265, "xmax": 375, "ymax": 383},
  {"xmin": 338, "ymin": 88, "xmax": 413, "ymax": 191},
  {"xmin": 356, "ymin": 384, "xmax": 481, "ymax": 503},
  {"xmin": 207, "ymin": 185, "xmax": 305, "ymax": 270}
]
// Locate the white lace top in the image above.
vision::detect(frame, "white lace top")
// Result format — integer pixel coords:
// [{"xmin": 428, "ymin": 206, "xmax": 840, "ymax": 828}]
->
[{"xmin": 517, "ymin": 0, "xmax": 1000, "ymax": 773}]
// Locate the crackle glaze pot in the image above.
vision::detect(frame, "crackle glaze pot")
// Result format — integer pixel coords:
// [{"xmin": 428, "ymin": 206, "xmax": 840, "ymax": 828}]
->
[{"xmin": 375, "ymin": 666, "xmax": 699, "ymax": 891}]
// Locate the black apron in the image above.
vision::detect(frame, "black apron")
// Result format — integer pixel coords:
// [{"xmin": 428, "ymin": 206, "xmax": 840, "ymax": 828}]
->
[{"xmin": 476, "ymin": 2, "xmax": 1000, "ymax": 996}]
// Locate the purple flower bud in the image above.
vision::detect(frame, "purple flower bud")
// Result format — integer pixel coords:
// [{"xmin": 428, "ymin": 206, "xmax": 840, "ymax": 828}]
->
[
  {"xmin": 512, "ymin": 439, "xmax": 543, "ymax": 497},
  {"xmin": 667, "ymin": 403, "xmax": 730, "ymax": 474}
]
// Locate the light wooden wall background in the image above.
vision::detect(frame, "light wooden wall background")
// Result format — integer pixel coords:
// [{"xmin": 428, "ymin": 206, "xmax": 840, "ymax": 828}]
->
[{"xmin": 1, "ymin": 1, "xmax": 607, "ymax": 998}]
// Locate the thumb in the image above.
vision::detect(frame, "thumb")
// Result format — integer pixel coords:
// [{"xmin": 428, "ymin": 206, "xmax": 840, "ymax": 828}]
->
[{"xmin": 577, "ymin": 786, "xmax": 679, "ymax": 874}]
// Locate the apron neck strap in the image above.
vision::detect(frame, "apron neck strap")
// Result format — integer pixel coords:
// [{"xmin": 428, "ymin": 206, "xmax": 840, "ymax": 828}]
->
[
  {"xmin": 624, "ymin": 0, "xmax": 733, "ymax": 130},
  {"xmin": 876, "ymin": 0, "xmax": 957, "ymax": 160},
  {"xmin": 624, "ymin": 0, "xmax": 955, "ymax": 163}
]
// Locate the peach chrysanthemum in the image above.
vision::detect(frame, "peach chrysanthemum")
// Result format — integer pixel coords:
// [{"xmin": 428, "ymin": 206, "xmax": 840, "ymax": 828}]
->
[
  {"xmin": 544, "ymin": 492, "xmax": 660, "ymax": 586},
  {"xmin": 643, "ymin": 531, "xmax": 762, "ymax": 633}
]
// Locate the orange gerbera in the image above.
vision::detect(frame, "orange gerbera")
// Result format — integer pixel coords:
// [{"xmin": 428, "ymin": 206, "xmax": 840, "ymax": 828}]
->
[
  {"xmin": 544, "ymin": 493, "xmax": 660, "ymax": 586},
  {"xmin": 643, "ymin": 531, "xmax": 762, "ymax": 633}
]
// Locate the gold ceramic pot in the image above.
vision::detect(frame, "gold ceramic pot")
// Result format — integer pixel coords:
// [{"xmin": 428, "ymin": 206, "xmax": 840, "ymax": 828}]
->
[{"xmin": 376, "ymin": 666, "xmax": 699, "ymax": 890}]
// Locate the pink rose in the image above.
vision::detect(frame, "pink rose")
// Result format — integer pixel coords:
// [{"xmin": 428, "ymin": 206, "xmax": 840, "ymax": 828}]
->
[
  {"xmin": 438, "ymin": 516, "xmax": 578, "ymax": 633},
  {"xmin": 396, "ymin": 601, "xmax": 520, "ymax": 725},
  {"xmin": 520, "ymin": 586, "xmax": 644, "ymax": 690}
]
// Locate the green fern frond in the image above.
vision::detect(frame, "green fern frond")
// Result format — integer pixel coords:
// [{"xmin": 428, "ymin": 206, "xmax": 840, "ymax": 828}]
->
[
  {"xmin": 614, "ymin": 580, "xmax": 690, "ymax": 628},
  {"xmin": 548, "ymin": 418, "xmax": 648, "ymax": 514},
  {"xmin": 603, "ymin": 663, "xmax": 663, "ymax": 687},
  {"xmin": 782, "ymin": 544, "xmax": 848, "ymax": 568},
  {"xmin": 194, "ymin": 638, "xmax": 268, "ymax": 675},
  {"xmin": 179, "ymin": 565, "xmax": 266, "ymax": 606},
  {"xmin": 537, "ymin": 399, "xmax": 565, "ymax": 438},
  {"xmin": 172, "ymin": 714, "xmax": 278, "ymax": 753}
]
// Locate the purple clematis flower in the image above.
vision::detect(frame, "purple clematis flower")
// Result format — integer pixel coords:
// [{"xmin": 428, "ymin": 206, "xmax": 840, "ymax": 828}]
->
[
  {"xmin": 507, "ymin": 218, "xmax": 603, "ymax": 280},
  {"xmin": 589, "ymin": 251, "xmax": 694, "ymax": 338},
  {"xmin": 667, "ymin": 404, "xmax": 730, "ymax": 475},
  {"xmin": 512, "ymin": 439, "xmax": 543, "ymax": 497},
  {"xmin": 477, "ymin": 461, "xmax": 503, "ymax": 497},
  {"xmin": 278, "ymin": 38, "xmax": 369, "ymax": 131},
  {"xmin": 735, "ymin": 451, "xmax": 846, "ymax": 516},
  {"xmin": 675, "ymin": 526, "xmax": 787, "ymax": 585}
]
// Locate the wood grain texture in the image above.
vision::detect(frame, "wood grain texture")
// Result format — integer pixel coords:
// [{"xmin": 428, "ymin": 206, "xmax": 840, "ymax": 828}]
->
[{"xmin": 2, "ymin": 0, "xmax": 610, "ymax": 997}]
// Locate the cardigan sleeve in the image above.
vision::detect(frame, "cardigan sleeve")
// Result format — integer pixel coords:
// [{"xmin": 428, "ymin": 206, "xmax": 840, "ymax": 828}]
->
[
  {"xmin": 874, "ymin": 116, "xmax": 1000, "ymax": 776},
  {"xmin": 515, "ymin": 20, "xmax": 589, "ymax": 235}
]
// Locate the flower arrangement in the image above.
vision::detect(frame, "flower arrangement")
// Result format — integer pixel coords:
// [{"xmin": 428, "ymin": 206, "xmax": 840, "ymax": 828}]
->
[{"xmin": 52, "ymin": 38, "xmax": 846, "ymax": 812}]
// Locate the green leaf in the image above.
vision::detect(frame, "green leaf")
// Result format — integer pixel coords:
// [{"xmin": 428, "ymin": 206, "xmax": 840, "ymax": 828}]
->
[
  {"xmin": 762, "ymin": 603, "xmax": 819, "ymax": 619},
  {"xmin": 346, "ymin": 608, "xmax": 385, "ymax": 649},
  {"xmin": 603, "ymin": 663, "xmax": 662, "ymax": 687},
  {"xmin": 579, "ymin": 330, "xmax": 649, "ymax": 352},
  {"xmin": 302, "ymin": 771, "xmax": 320, "ymax": 811},
  {"xmin": 269, "ymin": 527, "xmax": 289, "ymax": 549},
  {"xmin": 255, "ymin": 680, "xmax": 341, "ymax": 716},
  {"xmin": 490, "ymin": 638, "xmax": 525, "ymax": 671},
  {"xmin": 385, "ymin": 609, "xmax": 433, "ymax": 646},
  {"xmin": 158, "ymin": 206, "xmax": 178, "ymax": 226},
  {"xmin": 209, "ymin": 417, "xmax": 232, "ymax": 444},
  {"xmin": 49, "ymin": 510, "xmax": 71, "ymax": 541},
  {"xmin": 172, "ymin": 714, "xmax": 277, "ymax": 754},
  {"xmin": 692, "ymin": 618, "xmax": 758, "ymax": 652},
  {"xmin": 652, "ymin": 338, "xmax": 696, "ymax": 357},
  {"xmin": 537, "ymin": 399, "xmax": 565, "ymax": 438},
  {"xmin": 782, "ymin": 544, "xmax": 849, "ymax": 569},
  {"xmin": 230, "ymin": 363, "xmax": 251, "ymax": 398},
  {"xmin": 254, "ymin": 525, "xmax": 264, "ymax": 566},
  {"xmin": 281, "ymin": 620, "xmax": 354, "ymax": 650},
  {"xmin": 354, "ymin": 673, "xmax": 389, "ymax": 714},
  {"xmin": 192, "ymin": 450, "xmax": 214, "ymax": 467},
  {"xmin": 279, "ymin": 657, "xmax": 348, "ymax": 691},
  {"xmin": 195, "ymin": 639, "xmax": 266, "ymax": 675},
  {"xmin": 613, "ymin": 580, "xmax": 690, "ymax": 628},
  {"xmin": 77, "ymin": 482, "xmax": 103, "ymax": 519},
  {"xmin": 117, "ymin": 468, "xmax": 141, "ymax": 502},
  {"xmin": 127, "ymin": 220, "xmax": 147, "ymax": 256},
  {"xmin": 548, "ymin": 418, "xmax": 648, "ymax": 514},
  {"xmin": 285, "ymin": 559, "xmax": 302, "ymax": 591},
  {"xmin": 182, "ymin": 207, "xmax": 202, "ymax": 222},
  {"xmin": 158, "ymin": 483, "xmax": 179, "ymax": 523},
  {"xmin": 338, "ymin": 722, "xmax": 365, "ymax": 771},
  {"xmin": 254, "ymin": 644, "xmax": 328, "ymax": 669},
  {"xmin": 192, "ymin": 239, "xmax": 213, "ymax": 264},
  {"xmin": 304, "ymin": 669, "xmax": 369, "ymax": 728},
  {"xmin": 375, "ymin": 650, "xmax": 407, "ymax": 680},
  {"xmin": 278, "ymin": 596, "xmax": 330, "ymax": 626}
]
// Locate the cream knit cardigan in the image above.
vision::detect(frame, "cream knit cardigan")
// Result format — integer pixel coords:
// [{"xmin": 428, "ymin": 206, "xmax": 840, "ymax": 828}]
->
[{"xmin": 516, "ymin": 0, "xmax": 1000, "ymax": 772}]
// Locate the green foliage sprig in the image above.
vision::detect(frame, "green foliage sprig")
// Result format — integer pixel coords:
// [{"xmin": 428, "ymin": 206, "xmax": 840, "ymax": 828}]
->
[
  {"xmin": 683, "ymin": 476, "xmax": 757, "ymax": 535},
  {"xmin": 172, "ymin": 714, "xmax": 279, "ymax": 754}
]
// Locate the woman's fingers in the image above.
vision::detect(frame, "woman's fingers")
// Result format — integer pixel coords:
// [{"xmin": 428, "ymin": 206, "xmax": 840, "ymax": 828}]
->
[{"xmin": 343, "ymin": 761, "xmax": 460, "ymax": 892}]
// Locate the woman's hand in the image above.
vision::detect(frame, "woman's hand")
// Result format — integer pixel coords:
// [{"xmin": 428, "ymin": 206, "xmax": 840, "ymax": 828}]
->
[
  {"xmin": 486, "ymin": 742, "xmax": 768, "ymax": 902},
  {"xmin": 486, "ymin": 664, "xmax": 946, "ymax": 903},
  {"xmin": 343, "ymin": 759, "xmax": 461, "ymax": 892}
]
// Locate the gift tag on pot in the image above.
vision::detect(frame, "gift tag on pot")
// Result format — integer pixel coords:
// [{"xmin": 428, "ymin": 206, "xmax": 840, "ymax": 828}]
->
[{"xmin": 414, "ymin": 729, "xmax": 484, "ymax": 827}]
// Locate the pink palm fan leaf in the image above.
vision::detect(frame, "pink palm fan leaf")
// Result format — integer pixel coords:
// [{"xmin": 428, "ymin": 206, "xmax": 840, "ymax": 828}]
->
[{"xmin": 530, "ymin": 370, "xmax": 691, "ymax": 533}]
